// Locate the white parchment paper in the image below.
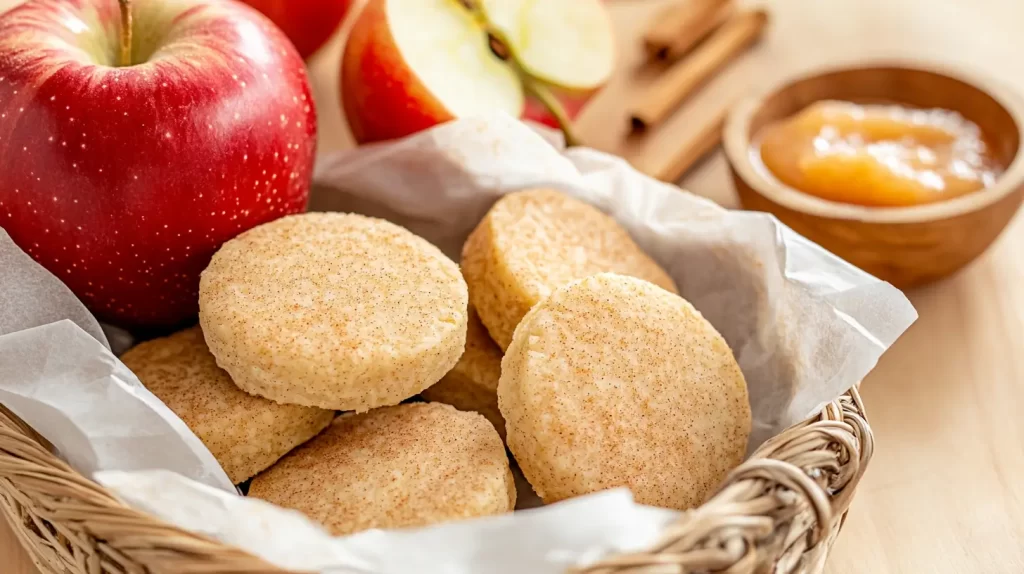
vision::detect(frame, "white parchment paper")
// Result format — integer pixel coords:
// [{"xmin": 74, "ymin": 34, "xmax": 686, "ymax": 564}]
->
[
  {"xmin": 0, "ymin": 114, "xmax": 916, "ymax": 573},
  {"xmin": 309, "ymin": 114, "xmax": 917, "ymax": 446},
  {"xmin": 0, "ymin": 229, "xmax": 234, "ymax": 493}
]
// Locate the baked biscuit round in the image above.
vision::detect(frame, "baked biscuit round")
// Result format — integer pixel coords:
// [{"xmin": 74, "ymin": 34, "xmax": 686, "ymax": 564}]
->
[
  {"xmin": 120, "ymin": 327, "xmax": 334, "ymax": 484},
  {"xmin": 499, "ymin": 273, "xmax": 750, "ymax": 509},
  {"xmin": 421, "ymin": 308, "xmax": 505, "ymax": 440},
  {"xmin": 462, "ymin": 189, "xmax": 677, "ymax": 350},
  {"xmin": 249, "ymin": 403, "xmax": 515, "ymax": 535},
  {"xmin": 199, "ymin": 213, "xmax": 468, "ymax": 411}
]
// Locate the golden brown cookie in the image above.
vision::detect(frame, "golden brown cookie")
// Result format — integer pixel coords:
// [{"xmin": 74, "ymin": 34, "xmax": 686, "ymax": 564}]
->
[
  {"xmin": 199, "ymin": 213, "xmax": 468, "ymax": 411},
  {"xmin": 499, "ymin": 273, "xmax": 750, "ymax": 509},
  {"xmin": 462, "ymin": 189, "xmax": 677, "ymax": 350},
  {"xmin": 249, "ymin": 403, "xmax": 515, "ymax": 535},
  {"xmin": 120, "ymin": 327, "xmax": 334, "ymax": 484},
  {"xmin": 421, "ymin": 308, "xmax": 505, "ymax": 440}
]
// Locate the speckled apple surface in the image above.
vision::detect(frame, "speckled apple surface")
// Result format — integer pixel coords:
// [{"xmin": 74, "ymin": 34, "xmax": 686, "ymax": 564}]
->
[{"xmin": 0, "ymin": 0, "xmax": 316, "ymax": 328}]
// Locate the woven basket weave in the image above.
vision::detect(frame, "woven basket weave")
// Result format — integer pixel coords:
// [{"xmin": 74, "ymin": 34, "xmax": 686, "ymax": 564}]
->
[{"xmin": 0, "ymin": 386, "xmax": 870, "ymax": 574}]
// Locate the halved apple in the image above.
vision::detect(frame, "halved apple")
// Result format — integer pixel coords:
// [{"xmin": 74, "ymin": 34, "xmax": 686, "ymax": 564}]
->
[
  {"xmin": 480, "ymin": 0, "xmax": 615, "ymax": 92},
  {"xmin": 341, "ymin": 0, "xmax": 614, "ymax": 144}
]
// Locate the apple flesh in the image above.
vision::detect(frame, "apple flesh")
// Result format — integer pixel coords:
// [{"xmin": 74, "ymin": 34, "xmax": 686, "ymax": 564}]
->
[
  {"xmin": 240, "ymin": 0, "xmax": 354, "ymax": 59},
  {"xmin": 342, "ymin": 0, "xmax": 523, "ymax": 143},
  {"xmin": 480, "ymin": 0, "xmax": 615, "ymax": 91},
  {"xmin": 0, "ymin": 0, "xmax": 317, "ymax": 330},
  {"xmin": 341, "ymin": 0, "xmax": 614, "ymax": 144}
]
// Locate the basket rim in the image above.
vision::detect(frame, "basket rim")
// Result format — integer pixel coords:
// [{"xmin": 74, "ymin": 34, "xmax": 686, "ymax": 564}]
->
[{"xmin": 0, "ymin": 385, "xmax": 872, "ymax": 574}]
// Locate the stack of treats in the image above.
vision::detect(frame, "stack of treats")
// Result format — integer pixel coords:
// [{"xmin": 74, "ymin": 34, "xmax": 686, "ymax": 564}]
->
[{"xmin": 122, "ymin": 189, "xmax": 752, "ymax": 536}]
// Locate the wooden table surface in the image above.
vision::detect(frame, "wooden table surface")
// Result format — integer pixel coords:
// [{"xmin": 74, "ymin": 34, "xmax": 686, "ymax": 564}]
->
[{"xmin": 5, "ymin": 0, "xmax": 1024, "ymax": 572}]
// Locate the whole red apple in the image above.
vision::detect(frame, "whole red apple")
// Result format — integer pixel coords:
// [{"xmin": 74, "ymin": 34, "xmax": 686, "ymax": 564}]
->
[
  {"xmin": 240, "ymin": 0, "xmax": 353, "ymax": 59},
  {"xmin": 0, "ymin": 0, "xmax": 317, "ymax": 329}
]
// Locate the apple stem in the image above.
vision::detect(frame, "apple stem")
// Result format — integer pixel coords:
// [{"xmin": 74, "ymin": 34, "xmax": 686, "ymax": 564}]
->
[
  {"xmin": 118, "ymin": 0, "xmax": 132, "ymax": 67},
  {"xmin": 483, "ymin": 30, "xmax": 582, "ymax": 147},
  {"xmin": 461, "ymin": 1, "xmax": 582, "ymax": 146},
  {"xmin": 523, "ymin": 79, "xmax": 581, "ymax": 147}
]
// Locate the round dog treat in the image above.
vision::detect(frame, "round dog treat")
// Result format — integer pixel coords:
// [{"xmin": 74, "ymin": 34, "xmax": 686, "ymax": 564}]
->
[
  {"xmin": 120, "ymin": 327, "xmax": 334, "ymax": 484},
  {"xmin": 462, "ymin": 188, "xmax": 677, "ymax": 350},
  {"xmin": 249, "ymin": 403, "xmax": 516, "ymax": 535},
  {"xmin": 199, "ymin": 213, "xmax": 468, "ymax": 411},
  {"xmin": 421, "ymin": 308, "xmax": 505, "ymax": 440},
  {"xmin": 499, "ymin": 273, "xmax": 750, "ymax": 509}
]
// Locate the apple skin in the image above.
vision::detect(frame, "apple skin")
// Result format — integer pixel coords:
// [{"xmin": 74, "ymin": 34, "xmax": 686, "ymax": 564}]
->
[
  {"xmin": 522, "ymin": 92, "xmax": 592, "ymax": 131},
  {"xmin": 0, "ymin": 0, "xmax": 317, "ymax": 330},
  {"xmin": 341, "ymin": 0, "xmax": 608, "ymax": 144},
  {"xmin": 341, "ymin": 0, "xmax": 453, "ymax": 144},
  {"xmin": 240, "ymin": 0, "xmax": 352, "ymax": 59}
]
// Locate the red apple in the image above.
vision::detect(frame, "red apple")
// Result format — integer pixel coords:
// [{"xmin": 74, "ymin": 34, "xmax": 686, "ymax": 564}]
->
[
  {"xmin": 0, "ymin": 0, "xmax": 317, "ymax": 330},
  {"xmin": 522, "ymin": 92, "xmax": 592, "ymax": 131},
  {"xmin": 341, "ymin": 0, "xmax": 614, "ymax": 144},
  {"xmin": 240, "ymin": 0, "xmax": 353, "ymax": 59}
]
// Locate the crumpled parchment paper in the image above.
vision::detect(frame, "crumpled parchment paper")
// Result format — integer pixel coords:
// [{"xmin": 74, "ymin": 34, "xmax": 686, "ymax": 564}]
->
[{"xmin": 0, "ymin": 114, "xmax": 916, "ymax": 573}]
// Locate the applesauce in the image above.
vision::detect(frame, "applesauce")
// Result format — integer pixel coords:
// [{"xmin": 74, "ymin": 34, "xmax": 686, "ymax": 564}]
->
[{"xmin": 755, "ymin": 100, "xmax": 1002, "ymax": 207}]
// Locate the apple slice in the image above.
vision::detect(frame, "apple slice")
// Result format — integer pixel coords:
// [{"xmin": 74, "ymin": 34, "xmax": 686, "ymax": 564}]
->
[
  {"xmin": 480, "ymin": 0, "xmax": 615, "ymax": 94},
  {"xmin": 481, "ymin": 0, "xmax": 614, "ymax": 134},
  {"xmin": 342, "ymin": 0, "xmax": 523, "ymax": 143},
  {"xmin": 341, "ymin": 0, "xmax": 615, "ymax": 144}
]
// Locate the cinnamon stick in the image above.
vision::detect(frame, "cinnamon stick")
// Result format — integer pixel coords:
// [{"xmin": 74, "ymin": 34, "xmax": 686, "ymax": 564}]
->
[
  {"xmin": 631, "ymin": 9, "xmax": 768, "ymax": 131},
  {"xmin": 647, "ymin": 107, "xmax": 729, "ymax": 183},
  {"xmin": 643, "ymin": 0, "xmax": 735, "ymax": 61}
]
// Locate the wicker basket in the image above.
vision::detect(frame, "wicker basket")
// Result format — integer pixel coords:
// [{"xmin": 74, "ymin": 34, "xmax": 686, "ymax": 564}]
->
[{"xmin": 0, "ymin": 385, "xmax": 870, "ymax": 574}]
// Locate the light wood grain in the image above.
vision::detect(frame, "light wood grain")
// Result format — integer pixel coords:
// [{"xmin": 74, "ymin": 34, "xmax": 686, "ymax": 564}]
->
[{"xmin": 5, "ymin": 0, "xmax": 1024, "ymax": 572}]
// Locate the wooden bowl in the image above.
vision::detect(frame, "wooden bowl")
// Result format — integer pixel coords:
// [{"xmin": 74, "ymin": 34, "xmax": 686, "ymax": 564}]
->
[{"xmin": 724, "ymin": 63, "xmax": 1024, "ymax": 288}]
